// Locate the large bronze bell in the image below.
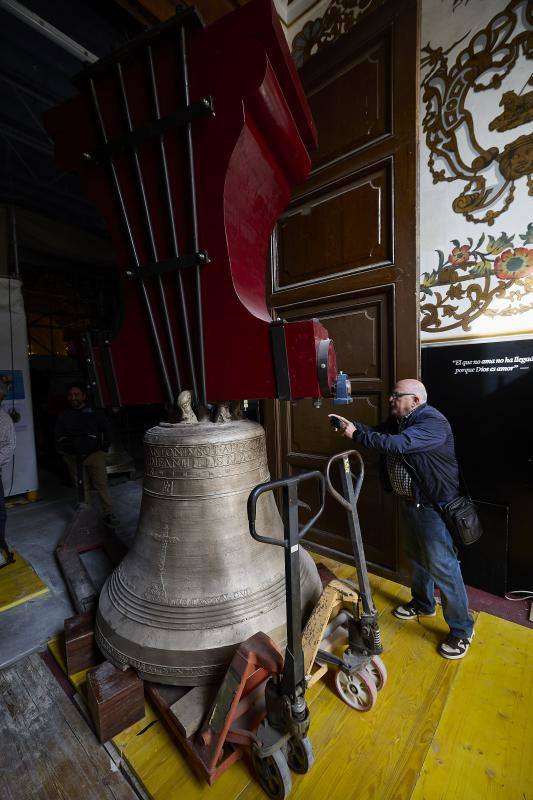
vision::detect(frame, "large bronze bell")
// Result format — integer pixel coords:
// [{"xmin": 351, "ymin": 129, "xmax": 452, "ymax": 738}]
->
[{"xmin": 95, "ymin": 417, "xmax": 322, "ymax": 685}]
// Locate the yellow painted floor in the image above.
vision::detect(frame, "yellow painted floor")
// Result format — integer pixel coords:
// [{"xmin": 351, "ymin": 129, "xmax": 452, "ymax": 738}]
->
[
  {"xmin": 48, "ymin": 563, "xmax": 533, "ymax": 800},
  {"xmin": 0, "ymin": 550, "xmax": 49, "ymax": 612}
]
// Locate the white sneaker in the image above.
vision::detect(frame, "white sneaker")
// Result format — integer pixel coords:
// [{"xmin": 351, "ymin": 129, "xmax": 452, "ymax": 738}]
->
[
  {"xmin": 438, "ymin": 629, "xmax": 475, "ymax": 660},
  {"xmin": 393, "ymin": 600, "xmax": 437, "ymax": 620}
]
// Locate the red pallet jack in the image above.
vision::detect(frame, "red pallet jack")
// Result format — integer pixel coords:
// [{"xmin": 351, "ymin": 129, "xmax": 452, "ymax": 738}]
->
[
  {"xmin": 154, "ymin": 470, "xmax": 325, "ymax": 800},
  {"xmin": 308, "ymin": 449, "xmax": 386, "ymax": 710}
]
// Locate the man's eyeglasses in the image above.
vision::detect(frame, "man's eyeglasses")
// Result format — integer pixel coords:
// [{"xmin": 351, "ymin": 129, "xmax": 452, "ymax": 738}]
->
[{"xmin": 390, "ymin": 392, "xmax": 417, "ymax": 400}]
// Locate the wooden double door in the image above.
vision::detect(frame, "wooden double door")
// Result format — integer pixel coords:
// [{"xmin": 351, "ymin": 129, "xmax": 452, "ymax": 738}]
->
[{"xmin": 267, "ymin": 0, "xmax": 419, "ymax": 577}]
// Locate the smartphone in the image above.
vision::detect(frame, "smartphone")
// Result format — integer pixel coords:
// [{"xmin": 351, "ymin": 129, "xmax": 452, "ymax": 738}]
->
[{"xmin": 329, "ymin": 416, "xmax": 342, "ymax": 430}]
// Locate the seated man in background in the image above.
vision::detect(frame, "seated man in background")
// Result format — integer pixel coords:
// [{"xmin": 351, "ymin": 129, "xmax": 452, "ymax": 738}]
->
[
  {"xmin": 55, "ymin": 383, "xmax": 119, "ymax": 527},
  {"xmin": 0, "ymin": 379, "xmax": 16, "ymax": 564}
]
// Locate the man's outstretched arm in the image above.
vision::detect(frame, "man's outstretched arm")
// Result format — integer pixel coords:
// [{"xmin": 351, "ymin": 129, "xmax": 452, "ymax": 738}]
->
[{"xmin": 328, "ymin": 414, "xmax": 448, "ymax": 454}]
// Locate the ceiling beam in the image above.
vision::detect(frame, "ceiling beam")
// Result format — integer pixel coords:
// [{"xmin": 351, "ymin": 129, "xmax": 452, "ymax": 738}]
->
[
  {"xmin": 0, "ymin": 0, "xmax": 98, "ymax": 62},
  {"xmin": 113, "ymin": 0, "xmax": 251, "ymax": 27}
]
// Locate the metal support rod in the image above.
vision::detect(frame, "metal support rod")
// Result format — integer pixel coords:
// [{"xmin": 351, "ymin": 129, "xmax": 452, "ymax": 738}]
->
[
  {"xmin": 147, "ymin": 44, "xmax": 198, "ymax": 401},
  {"xmin": 116, "ymin": 62, "xmax": 182, "ymax": 396},
  {"xmin": 1, "ymin": 74, "xmax": 52, "ymax": 140},
  {"xmin": 82, "ymin": 332, "xmax": 104, "ymax": 408},
  {"xmin": 179, "ymin": 25, "xmax": 207, "ymax": 407},
  {"xmin": 0, "ymin": 121, "xmax": 54, "ymax": 156},
  {"xmin": 338, "ymin": 457, "xmax": 374, "ymax": 615},
  {"xmin": 88, "ymin": 77, "xmax": 174, "ymax": 405},
  {"xmin": 9, "ymin": 206, "xmax": 20, "ymax": 279},
  {"xmin": 0, "ymin": 72, "xmax": 56, "ymax": 106},
  {"xmin": 0, "ymin": 0, "xmax": 98, "ymax": 63},
  {"xmin": 100, "ymin": 334, "xmax": 122, "ymax": 410}
]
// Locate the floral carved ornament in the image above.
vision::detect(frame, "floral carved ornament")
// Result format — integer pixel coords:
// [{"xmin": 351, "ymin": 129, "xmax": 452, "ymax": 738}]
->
[
  {"xmin": 421, "ymin": 0, "xmax": 533, "ymax": 226},
  {"xmin": 291, "ymin": 0, "xmax": 381, "ymax": 68},
  {"xmin": 421, "ymin": 224, "xmax": 533, "ymax": 333}
]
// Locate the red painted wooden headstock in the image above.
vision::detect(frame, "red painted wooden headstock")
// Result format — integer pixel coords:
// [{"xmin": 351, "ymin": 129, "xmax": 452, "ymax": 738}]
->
[{"xmin": 44, "ymin": 0, "xmax": 339, "ymax": 406}]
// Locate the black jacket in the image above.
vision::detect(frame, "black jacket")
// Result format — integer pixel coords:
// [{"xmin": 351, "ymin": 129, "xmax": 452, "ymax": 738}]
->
[
  {"xmin": 54, "ymin": 406, "xmax": 112, "ymax": 458},
  {"xmin": 353, "ymin": 403, "xmax": 460, "ymax": 504}
]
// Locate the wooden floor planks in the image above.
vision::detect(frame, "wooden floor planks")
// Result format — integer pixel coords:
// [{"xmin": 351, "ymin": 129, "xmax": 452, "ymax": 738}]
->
[
  {"xmin": 0, "ymin": 551, "xmax": 48, "ymax": 613},
  {"xmin": 0, "ymin": 653, "xmax": 135, "ymax": 800},
  {"xmin": 47, "ymin": 637, "xmax": 254, "ymax": 800},
  {"xmin": 411, "ymin": 612, "xmax": 533, "ymax": 800},
  {"xmin": 236, "ymin": 572, "xmax": 465, "ymax": 800},
  {"xmin": 38, "ymin": 568, "xmax": 533, "ymax": 800}
]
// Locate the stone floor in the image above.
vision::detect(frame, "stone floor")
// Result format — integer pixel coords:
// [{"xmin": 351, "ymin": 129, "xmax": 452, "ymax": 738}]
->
[{"xmin": 0, "ymin": 473, "xmax": 142, "ymax": 670}]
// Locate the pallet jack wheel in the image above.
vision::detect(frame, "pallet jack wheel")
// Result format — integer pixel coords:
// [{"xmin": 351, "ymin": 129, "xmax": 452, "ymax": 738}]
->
[
  {"xmin": 252, "ymin": 745, "xmax": 292, "ymax": 800},
  {"xmin": 287, "ymin": 735, "xmax": 314, "ymax": 774},
  {"xmin": 364, "ymin": 655, "xmax": 387, "ymax": 691},
  {"xmin": 335, "ymin": 668, "xmax": 377, "ymax": 711}
]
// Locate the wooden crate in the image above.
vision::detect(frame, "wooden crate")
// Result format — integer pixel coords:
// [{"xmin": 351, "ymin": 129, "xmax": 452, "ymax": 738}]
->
[
  {"xmin": 64, "ymin": 613, "xmax": 100, "ymax": 675},
  {"xmin": 87, "ymin": 661, "xmax": 144, "ymax": 743}
]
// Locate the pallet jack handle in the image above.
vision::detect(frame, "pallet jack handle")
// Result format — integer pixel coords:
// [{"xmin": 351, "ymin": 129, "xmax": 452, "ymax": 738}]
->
[
  {"xmin": 325, "ymin": 449, "xmax": 364, "ymax": 511},
  {"xmin": 247, "ymin": 471, "xmax": 325, "ymax": 548},
  {"xmin": 247, "ymin": 471, "xmax": 325, "ymax": 702},
  {"xmin": 325, "ymin": 450, "xmax": 375, "ymax": 617}
]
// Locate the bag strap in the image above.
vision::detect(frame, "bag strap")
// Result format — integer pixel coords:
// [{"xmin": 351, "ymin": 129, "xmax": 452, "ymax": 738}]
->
[{"xmin": 457, "ymin": 463, "xmax": 473, "ymax": 500}]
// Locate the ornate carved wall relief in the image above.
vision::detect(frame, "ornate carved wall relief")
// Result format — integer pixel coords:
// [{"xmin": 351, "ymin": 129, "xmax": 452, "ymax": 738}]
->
[
  {"xmin": 421, "ymin": 0, "xmax": 533, "ymax": 226},
  {"xmin": 291, "ymin": 0, "xmax": 383, "ymax": 67},
  {"xmin": 421, "ymin": 223, "xmax": 533, "ymax": 334}
]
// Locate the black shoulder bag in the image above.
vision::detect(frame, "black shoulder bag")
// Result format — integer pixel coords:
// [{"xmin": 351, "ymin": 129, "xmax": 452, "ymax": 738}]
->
[
  {"xmin": 441, "ymin": 492, "xmax": 483, "ymax": 547},
  {"xmin": 409, "ymin": 460, "xmax": 483, "ymax": 547}
]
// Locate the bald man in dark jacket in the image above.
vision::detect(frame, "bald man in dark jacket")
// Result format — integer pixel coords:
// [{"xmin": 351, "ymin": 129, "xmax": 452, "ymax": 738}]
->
[{"xmin": 330, "ymin": 378, "xmax": 474, "ymax": 661}]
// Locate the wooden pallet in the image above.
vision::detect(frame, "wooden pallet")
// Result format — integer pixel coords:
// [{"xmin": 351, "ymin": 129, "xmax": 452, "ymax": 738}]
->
[{"xmin": 56, "ymin": 504, "xmax": 126, "ymax": 614}]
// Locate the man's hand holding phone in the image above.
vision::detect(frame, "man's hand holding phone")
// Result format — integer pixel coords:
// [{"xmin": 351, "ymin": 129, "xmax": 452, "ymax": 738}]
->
[{"xmin": 328, "ymin": 414, "xmax": 356, "ymax": 439}]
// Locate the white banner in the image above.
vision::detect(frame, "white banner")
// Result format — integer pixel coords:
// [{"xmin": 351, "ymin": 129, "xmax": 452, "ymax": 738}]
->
[{"xmin": 0, "ymin": 277, "xmax": 38, "ymax": 496}]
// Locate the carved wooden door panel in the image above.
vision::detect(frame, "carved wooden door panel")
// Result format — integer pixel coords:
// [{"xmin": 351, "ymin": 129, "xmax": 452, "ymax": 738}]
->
[{"xmin": 268, "ymin": 0, "xmax": 419, "ymax": 575}]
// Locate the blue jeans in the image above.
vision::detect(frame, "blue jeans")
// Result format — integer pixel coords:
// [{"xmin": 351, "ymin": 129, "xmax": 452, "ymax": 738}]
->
[{"xmin": 398, "ymin": 498, "xmax": 474, "ymax": 639}]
